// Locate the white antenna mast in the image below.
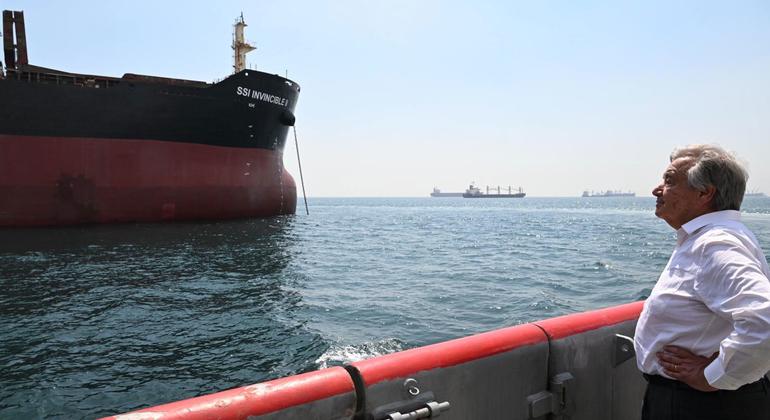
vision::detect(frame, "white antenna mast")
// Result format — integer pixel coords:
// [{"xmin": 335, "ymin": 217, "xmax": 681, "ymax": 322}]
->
[{"xmin": 232, "ymin": 12, "xmax": 256, "ymax": 73}]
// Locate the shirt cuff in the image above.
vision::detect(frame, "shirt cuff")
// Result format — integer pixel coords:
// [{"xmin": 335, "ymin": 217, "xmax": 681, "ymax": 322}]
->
[{"xmin": 703, "ymin": 358, "xmax": 742, "ymax": 390}]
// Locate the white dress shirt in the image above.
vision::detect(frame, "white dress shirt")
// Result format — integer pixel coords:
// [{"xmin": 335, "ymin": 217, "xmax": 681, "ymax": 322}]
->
[{"xmin": 635, "ymin": 210, "xmax": 770, "ymax": 390}]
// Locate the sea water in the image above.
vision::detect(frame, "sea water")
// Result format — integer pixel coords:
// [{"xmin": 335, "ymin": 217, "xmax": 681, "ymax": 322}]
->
[{"xmin": 2, "ymin": 196, "xmax": 770, "ymax": 418}]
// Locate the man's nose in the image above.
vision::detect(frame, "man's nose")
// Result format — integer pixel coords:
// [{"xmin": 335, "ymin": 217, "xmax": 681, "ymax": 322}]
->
[{"xmin": 652, "ymin": 184, "xmax": 663, "ymax": 196}]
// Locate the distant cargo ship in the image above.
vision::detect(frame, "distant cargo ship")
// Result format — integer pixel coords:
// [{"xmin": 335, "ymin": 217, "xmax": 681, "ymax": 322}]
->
[
  {"xmin": 463, "ymin": 183, "xmax": 525, "ymax": 198},
  {"xmin": 0, "ymin": 11, "xmax": 300, "ymax": 226},
  {"xmin": 430, "ymin": 187, "xmax": 464, "ymax": 197},
  {"xmin": 582, "ymin": 190, "xmax": 635, "ymax": 198},
  {"xmin": 745, "ymin": 190, "xmax": 766, "ymax": 197}
]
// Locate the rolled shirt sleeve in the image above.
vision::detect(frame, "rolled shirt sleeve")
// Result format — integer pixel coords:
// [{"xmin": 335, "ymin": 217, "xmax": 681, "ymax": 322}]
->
[{"xmin": 695, "ymin": 237, "xmax": 770, "ymax": 390}]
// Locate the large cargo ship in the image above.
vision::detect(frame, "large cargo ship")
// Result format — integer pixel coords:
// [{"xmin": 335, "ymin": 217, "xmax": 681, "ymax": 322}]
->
[
  {"xmin": 0, "ymin": 11, "xmax": 300, "ymax": 227},
  {"xmin": 463, "ymin": 183, "xmax": 526, "ymax": 198}
]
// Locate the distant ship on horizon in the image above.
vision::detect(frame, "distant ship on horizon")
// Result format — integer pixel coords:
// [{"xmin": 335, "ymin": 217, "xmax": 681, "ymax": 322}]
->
[
  {"xmin": 430, "ymin": 187, "xmax": 464, "ymax": 197},
  {"xmin": 582, "ymin": 190, "xmax": 636, "ymax": 198},
  {"xmin": 463, "ymin": 183, "xmax": 525, "ymax": 198},
  {"xmin": 745, "ymin": 190, "xmax": 766, "ymax": 197}
]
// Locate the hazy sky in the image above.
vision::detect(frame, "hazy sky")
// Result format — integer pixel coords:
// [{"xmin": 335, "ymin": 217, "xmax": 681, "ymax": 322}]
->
[{"xmin": 6, "ymin": 1, "xmax": 769, "ymax": 197}]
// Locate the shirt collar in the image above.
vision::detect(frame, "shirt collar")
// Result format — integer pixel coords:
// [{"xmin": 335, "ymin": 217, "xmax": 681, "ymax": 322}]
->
[{"xmin": 676, "ymin": 210, "xmax": 741, "ymax": 244}]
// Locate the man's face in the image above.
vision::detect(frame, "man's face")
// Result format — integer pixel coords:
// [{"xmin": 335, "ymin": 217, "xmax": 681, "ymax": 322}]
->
[{"xmin": 652, "ymin": 157, "xmax": 705, "ymax": 229}]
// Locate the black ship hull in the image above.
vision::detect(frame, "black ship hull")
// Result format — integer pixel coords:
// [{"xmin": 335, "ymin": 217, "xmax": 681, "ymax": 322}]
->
[
  {"xmin": 0, "ymin": 67, "xmax": 301, "ymax": 226},
  {"xmin": 1, "ymin": 68, "xmax": 299, "ymax": 149}
]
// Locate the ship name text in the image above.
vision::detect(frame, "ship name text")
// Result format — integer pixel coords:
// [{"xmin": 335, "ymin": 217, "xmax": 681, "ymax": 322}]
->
[{"xmin": 236, "ymin": 86, "xmax": 288, "ymax": 107}]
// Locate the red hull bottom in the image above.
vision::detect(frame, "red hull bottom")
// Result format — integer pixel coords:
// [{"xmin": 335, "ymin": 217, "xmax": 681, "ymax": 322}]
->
[{"xmin": 0, "ymin": 135, "xmax": 297, "ymax": 227}]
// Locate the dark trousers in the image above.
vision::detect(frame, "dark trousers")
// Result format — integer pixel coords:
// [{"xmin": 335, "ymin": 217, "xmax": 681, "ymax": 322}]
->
[{"xmin": 641, "ymin": 374, "xmax": 770, "ymax": 420}]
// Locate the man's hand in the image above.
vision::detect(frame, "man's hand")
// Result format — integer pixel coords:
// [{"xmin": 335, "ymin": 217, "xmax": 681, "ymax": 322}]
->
[{"xmin": 656, "ymin": 345, "xmax": 719, "ymax": 392}]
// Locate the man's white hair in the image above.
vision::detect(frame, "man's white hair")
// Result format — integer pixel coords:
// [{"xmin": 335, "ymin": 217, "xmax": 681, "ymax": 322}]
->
[{"xmin": 670, "ymin": 144, "xmax": 748, "ymax": 211}]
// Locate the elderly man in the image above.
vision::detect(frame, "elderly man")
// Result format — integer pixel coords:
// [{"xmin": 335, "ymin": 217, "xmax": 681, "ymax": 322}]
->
[{"xmin": 634, "ymin": 144, "xmax": 770, "ymax": 420}]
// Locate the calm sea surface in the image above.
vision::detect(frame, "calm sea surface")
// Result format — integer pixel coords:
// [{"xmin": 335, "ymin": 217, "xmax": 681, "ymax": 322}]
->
[{"xmin": 2, "ymin": 197, "xmax": 770, "ymax": 418}]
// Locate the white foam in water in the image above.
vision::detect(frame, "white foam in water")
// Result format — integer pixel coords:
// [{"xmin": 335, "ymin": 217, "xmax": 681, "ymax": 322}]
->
[{"xmin": 315, "ymin": 338, "xmax": 404, "ymax": 369}]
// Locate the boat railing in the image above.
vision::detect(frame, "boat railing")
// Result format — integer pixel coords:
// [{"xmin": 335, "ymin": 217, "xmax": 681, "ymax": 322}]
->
[
  {"xmin": 102, "ymin": 301, "xmax": 646, "ymax": 420},
  {"xmin": 4, "ymin": 67, "xmax": 210, "ymax": 89},
  {"xmin": 5, "ymin": 67, "xmax": 120, "ymax": 88}
]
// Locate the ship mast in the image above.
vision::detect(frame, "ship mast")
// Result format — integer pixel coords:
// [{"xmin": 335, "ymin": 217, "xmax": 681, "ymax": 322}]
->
[
  {"xmin": 232, "ymin": 12, "xmax": 255, "ymax": 73},
  {"xmin": 3, "ymin": 10, "xmax": 29, "ymax": 75}
]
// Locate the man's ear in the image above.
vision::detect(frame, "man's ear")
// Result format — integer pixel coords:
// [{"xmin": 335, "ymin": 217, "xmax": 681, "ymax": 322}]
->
[{"xmin": 700, "ymin": 185, "xmax": 717, "ymax": 209}]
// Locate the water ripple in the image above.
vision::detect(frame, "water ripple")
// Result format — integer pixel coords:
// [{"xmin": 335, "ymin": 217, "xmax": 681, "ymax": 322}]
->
[{"xmin": 2, "ymin": 197, "xmax": 769, "ymax": 418}]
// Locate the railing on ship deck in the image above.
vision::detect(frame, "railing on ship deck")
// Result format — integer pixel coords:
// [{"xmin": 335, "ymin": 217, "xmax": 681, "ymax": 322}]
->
[{"xmin": 6, "ymin": 68, "xmax": 118, "ymax": 88}]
